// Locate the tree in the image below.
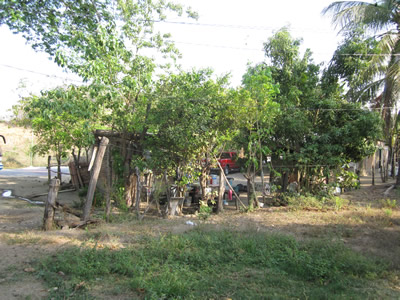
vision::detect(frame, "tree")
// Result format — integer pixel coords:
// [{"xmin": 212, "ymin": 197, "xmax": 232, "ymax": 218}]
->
[
  {"xmin": 321, "ymin": 28, "xmax": 380, "ymax": 102},
  {"xmin": 1, "ymin": 0, "xmax": 198, "ymax": 200},
  {"xmin": 262, "ymin": 28, "xmax": 381, "ymax": 193},
  {"xmin": 236, "ymin": 64, "xmax": 279, "ymax": 210},
  {"xmin": 14, "ymin": 86, "xmax": 99, "ymax": 180},
  {"xmin": 146, "ymin": 69, "xmax": 238, "ymax": 207},
  {"xmin": 323, "ymin": 0, "xmax": 400, "ymax": 182}
]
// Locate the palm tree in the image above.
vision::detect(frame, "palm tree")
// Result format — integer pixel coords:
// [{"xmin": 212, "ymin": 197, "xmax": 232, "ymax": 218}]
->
[{"xmin": 323, "ymin": 1, "xmax": 400, "ymax": 182}]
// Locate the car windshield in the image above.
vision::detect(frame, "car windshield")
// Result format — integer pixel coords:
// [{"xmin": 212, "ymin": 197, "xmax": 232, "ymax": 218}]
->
[{"xmin": 220, "ymin": 153, "xmax": 231, "ymax": 159}]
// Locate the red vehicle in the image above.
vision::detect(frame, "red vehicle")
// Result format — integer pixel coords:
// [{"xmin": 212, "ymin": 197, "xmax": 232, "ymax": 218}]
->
[{"xmin": 218, "ymin": 152, "xmax": 239, "ymax": 175}]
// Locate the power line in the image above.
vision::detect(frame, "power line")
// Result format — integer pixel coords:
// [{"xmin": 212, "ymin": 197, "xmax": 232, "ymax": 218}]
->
[
  {"xmin": 172, "ymin": 40, "xmax": 262, "ymax": 52},
  {"xmin": 157, "ymin": 20, "xmax": 334, "ymax": 34},
  {"xmin": 0, "ymin": 63, "xmax": 83, "ymax": 83}
]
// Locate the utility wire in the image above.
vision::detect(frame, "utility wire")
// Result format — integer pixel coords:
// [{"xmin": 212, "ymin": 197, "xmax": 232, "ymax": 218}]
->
[{"xmin": 0, "ymin": 63, "xmax": 83, "ymax": 83}]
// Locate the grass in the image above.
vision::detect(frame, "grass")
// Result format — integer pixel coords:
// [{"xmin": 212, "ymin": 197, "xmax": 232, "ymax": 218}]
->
[
  {"xmin": 0, "ymin": 122, "xmax": 49, "ymax": 168},
  {"xmin": 35, "ymin": 228, "xmax": 396, "ymax": 299}
]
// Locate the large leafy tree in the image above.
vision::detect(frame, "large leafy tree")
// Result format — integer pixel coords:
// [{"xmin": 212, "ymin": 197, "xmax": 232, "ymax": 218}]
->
[
  {"xmin": 147, "ymin": 69, "xmax": 238, "ymax": 201},
  {"xmin": 1, "ymin": 0, "xmax": 197, "ymax": 199},
  {"xmin": 263, "ymin": 28, "xmax": 381, "ymax": 192},
  {"xmin": 236, "ymin": 64, "xmax": 279, "ymax": 209},
  {"xmin": 323, "ymin": 0, "xmax": 400, "ymax": 181}
]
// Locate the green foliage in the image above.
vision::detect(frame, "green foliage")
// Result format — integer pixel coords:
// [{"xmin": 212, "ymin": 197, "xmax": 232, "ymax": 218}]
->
[
  {"xmin": 36, "ymin": 230, "xmax": 389, "ymax": 299},
  {"xmin": 284, "ymin": 194, "xmax": 349, "ymax": 211},
  {"xmin": 147, "ymin": 69, "xmax": 237, "ymax": 179},
  {"xmin": 261, "ymin": 28, "xmax": 381, "ymax": 193},
  {"xmin": 198, "ymin": 201, "xmax": 212, "ymax": 220},
  {"xmin": 321, "ymin": 28, "xmax": 380, "ymax": 102},
  {"xmin": 337, "ymin": 168, "xmax": 360, "ymax": 191},
  {"xmin": 13, "ymin": 85, "xmax": 98, "ymax": 160},
  {"xmin": 323, "ymin": 0, "xmax": 400, "ymax": 157},
  {"xmin": 379, "ymin": 198, "xmax": 397, "ymax": 209},
  {"xmin": 112, "ymin": 185, "xmax": 128, "ymax": 211},
  {"xmin": 383, "ymin": 208, "xmax": 393, "ymax": 218}
]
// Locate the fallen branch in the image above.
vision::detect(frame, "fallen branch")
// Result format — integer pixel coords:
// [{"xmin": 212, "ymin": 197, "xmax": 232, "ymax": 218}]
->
[
  {"xmin": 56, "ymin": 202, "xmax": 82, "ymax": 218},
  {"xmin": 30, "ymin": 188, "xmax": 76, "ymax": 199},
  {"xmin": 383, "ymin": 185, "xmax": 395, "ymax": 197},
  {"xmin": 56, "ymin": 219, "xmax": 99, "ymax": 229}
]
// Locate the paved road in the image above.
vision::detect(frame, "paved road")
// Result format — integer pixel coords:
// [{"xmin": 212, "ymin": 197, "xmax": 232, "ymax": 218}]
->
[{"xmin": 0, "ymin": 166, "xmax": 70, "ymax": 178}]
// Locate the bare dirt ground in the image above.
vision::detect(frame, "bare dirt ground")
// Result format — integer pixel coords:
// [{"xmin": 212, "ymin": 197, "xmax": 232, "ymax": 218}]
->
[{"xmin": 0, "ymin": 175, "xmax": 400, "ymax": 299}]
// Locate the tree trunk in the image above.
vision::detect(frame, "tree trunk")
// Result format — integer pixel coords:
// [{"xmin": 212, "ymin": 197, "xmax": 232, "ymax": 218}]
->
[
  {"xmin": 391, "ymin": 148, "xmax": 395, "ymax": 178},
  {"xmin": 135, "ymin": 167, "xmax": 141, "ymax": 217},
  {"xmin": 164, "ymin": 172, "xmax": 171, "ymax": 217},
  {"xmin": 372, "ymin": 151, "xmax": 375, "ymax": 186},
  {"xmin": 105, "ymin": 146, "xmax": 112, "ymax": 222},
  {"xmin": 282, "ymin": 171, "xmax": 289, "ymax": 192},
  {"xmin": 72, "ymin": 148, "xmax": 84, "ymax": 188},
  {"xmin": 47, "ymin": 155, "xmax": 51, "ymax": 183},
  {"xmin": 260, "ymin": 153, "xmax": 265, "ymax": 204},
  {"xmin": 217, "ymin": 168, "xmax": 225, "ymax": 214},
  {"xmin": 247, "ymin": 176, "xmax": 256, "ymax": 210},
  {"xmin": 125, "ymin": 174, "xmax": 136, "ymax": 207},
  {"xmin": 396, "ymin": 152, "xmax": 400, "ymax": 187},
  {"xmin": 56, "ymin": 154, "xmax": 62, "ymax": 182},
  {"xmin": 199, "ymin": 167, "xmax": 208, "ymax": 202},
  {"xmin": 83, "ymin": 137, "xmax": 109, "ymax": 222},
  {"xmin": 43, "ymin": 178, "xmax": 60, "ymax": 230}
]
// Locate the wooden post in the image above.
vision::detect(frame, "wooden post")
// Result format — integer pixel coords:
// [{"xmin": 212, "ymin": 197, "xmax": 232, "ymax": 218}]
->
[
  {"xmin": 43, "ymin": 178, "xmax": 60, "ymax": 230},
  {"xmin": 47, "ymin": 156, "xmax": 51, "ymax": 183},
  {"xmin": 217, "ymin": 169, "xmax": 225, "ymax": 213},
  {"xmin": 83, "ymin": 137, "xmax": 109, "ymax": 222}
]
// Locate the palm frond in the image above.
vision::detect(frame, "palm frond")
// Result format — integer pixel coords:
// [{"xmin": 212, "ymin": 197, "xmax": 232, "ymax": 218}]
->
[{"xmin": 323, "ymin": 1, "xmax": 396, "ymax": 32}]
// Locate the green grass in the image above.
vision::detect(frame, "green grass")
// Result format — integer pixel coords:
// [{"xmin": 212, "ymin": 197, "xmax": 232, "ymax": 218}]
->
[{"xmin": 35, "ymin": 229, "xmax": 395, "ymax": 299}]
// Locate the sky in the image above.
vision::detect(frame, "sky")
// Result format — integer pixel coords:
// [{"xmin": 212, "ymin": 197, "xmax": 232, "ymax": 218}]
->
[{"xmin": 0, "ymin": 0, "xmax": 342, "ymax": 120}]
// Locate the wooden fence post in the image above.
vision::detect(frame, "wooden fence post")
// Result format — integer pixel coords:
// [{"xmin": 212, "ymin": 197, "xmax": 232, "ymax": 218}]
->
[
  {"xmin": 83, "ymin": 137, "xmax": 109, "ymax": 222},
  {"xmin": 47, "ymin": 156, "xmax": 51, "ymax": 183},
  {"xmin": 43, "ymin": 178, "xmax": 60, "ymax": 230}
]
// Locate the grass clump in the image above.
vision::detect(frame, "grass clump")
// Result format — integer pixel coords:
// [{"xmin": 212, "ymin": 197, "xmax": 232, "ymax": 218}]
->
[
  {"xmin": 285, "ymin": 194, "xmax": 349, "ymax": 211},
  {"xmin": 36, "ymin": 229, "xmax": 392, "ymax": 299}
]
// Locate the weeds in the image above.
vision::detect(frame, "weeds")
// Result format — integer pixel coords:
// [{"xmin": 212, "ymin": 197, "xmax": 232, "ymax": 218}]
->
[
  {"xmin": 35, "ymin": 229, "xmax": 391, "ymax": 299},
  {"xmin": 380, "ymin": 199, "xmax": 397, "ymax": 209},
  {"xmin": 383, "ymin": 208, "xmax": 393, "ymax": 218},
  {"xmin": 285, "ymin": 194, "xmax": 349, "ymax": 211}
]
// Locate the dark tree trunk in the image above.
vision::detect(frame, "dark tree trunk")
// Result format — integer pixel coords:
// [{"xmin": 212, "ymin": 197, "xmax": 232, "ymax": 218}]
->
[
  {"xmin": 56, "ymin": 154, "xmax": 62, "ymax": 182},
  {"xmin": 135, "ymin": 167, "xmax": 141, "ymax": 217},
  {"xmin": 217, "ymin": 168, "xmax": 225, "ymax": 214},
  {"xmin": 199, "ymin": 167, "xmax": 208, "ymax": 202},
  {"xmin": 47, "ymin": 155, "xmax": 51, "ymax": 183}
]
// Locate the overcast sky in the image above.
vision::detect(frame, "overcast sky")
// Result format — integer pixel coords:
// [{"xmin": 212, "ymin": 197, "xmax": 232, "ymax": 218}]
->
[{"xmin": 0, "ymin": 0, "xmax": 342, "ymax": 119}]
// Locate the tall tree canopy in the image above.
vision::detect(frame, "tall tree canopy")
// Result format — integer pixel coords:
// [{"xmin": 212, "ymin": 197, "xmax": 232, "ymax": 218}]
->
[
  {"xmin": 323, "ymin": 1, "xmax": 400, "ymax": 180},
  {"xmin": 263, "ymin": 28, "xmax": 381, "ymax": 192}
]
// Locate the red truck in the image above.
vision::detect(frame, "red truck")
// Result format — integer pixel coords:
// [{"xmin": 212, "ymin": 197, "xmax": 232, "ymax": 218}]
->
[{"xmin": 218, "ymin": 152, "xmax": 239, "ymax": 175}]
